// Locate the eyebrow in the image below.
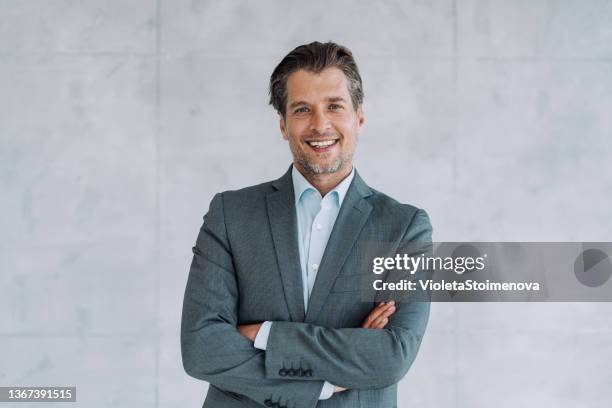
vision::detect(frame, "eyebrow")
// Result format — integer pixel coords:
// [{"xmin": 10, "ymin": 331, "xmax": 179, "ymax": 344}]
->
[{"xmin": 288, "ymin": 97, "xmax": 348, "ymax": 109}]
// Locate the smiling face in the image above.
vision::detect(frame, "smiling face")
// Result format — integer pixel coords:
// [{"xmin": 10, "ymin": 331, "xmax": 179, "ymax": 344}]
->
[{"xmin": 280, "ymin": 67, "xmax": 365, "ymax": 177}]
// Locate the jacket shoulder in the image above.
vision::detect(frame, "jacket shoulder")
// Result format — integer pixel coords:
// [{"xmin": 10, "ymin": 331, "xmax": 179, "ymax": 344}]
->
[
  {"xmin": 220, "ymin": 179, "xmax": 276, "ymax": 202},
  {"xmin": 205, "ymin": 179, "xmax": 277, "ymax": 219},
  {"xmin": 367, "ymin": 187, "xmax": 423, "ymax": 220},
  {"xmin": 367, "ymin": 187, "xmax": 432, "ymax": 240}
]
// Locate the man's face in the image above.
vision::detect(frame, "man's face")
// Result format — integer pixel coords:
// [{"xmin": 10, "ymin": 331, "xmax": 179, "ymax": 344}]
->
[{"xmin": 280, "ymin": 67, "xmax": 365, "ymax": 176}]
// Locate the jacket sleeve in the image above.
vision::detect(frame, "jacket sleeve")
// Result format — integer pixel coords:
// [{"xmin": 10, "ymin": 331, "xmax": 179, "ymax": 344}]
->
[
  {"xmin": 181, "ymin": 193, "xmax": 325, "ymax": 408},
  {"xmin": 263, "ymin": 209, "xmax": 433, "ymax": 390}
]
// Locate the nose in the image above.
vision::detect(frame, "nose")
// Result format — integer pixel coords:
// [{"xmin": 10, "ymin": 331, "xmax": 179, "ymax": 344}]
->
[{"xmin": 310, "ymin": 109, "xmax": 331, "ymax": 135}]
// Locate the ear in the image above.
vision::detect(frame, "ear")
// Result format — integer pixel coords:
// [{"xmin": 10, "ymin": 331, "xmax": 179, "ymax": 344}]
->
[
  {"xmin": 356, "ymin": 105, "xmax": 365, "ymax": 131},
  {"xmin": 279, "ymin": 115, "xmax": 289, "ymax": 140}
]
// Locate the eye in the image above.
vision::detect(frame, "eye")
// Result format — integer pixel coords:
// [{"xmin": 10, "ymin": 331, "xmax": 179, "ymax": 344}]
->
[
  {"xmin": 329, "ymin": 104, "xmax": 343, "ymax": 111},
  {"xmin": 294, "ymin": 106, "xmax": 310, "ymax": 113}
]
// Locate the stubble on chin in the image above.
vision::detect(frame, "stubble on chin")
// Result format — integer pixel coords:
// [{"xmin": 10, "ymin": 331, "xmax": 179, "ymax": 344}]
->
[
  {"xmin": 298, "ymin": 155, "xmax": 344, "ymax": 175},
  {"xmin": 290, "ymin": 142, "xmax": 350, "ymax": 176}
]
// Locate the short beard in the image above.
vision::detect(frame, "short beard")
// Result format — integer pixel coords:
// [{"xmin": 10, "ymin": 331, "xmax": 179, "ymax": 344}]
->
[{"xmin": 289, "ymin": 141, "xmax": 353, "ymax": 175}]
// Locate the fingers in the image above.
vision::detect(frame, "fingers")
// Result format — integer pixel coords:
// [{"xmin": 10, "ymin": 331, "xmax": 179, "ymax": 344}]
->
[
  {"xmin": 362, "ymin": 301, "xmax": 396, "ymax": 329},
  {"xmin": 370, "ymin": 303, "xmax": 395, "ymax": 329},
  {"xmin": 372, "ymin": 317, "xmax": 388, "ymax": 329},
  {"xmin": 362, "ymin": 303, "xmax": 385, "ymax": 328},
  {"xmin": 362, "ymin": 302, "xmax": 393, "ymax": 329}
]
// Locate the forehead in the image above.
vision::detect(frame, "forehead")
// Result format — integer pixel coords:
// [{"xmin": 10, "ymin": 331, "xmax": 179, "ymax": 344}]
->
[{"xmin": 285, "ymin": 67, "xmax": 350, "ymax": 102}]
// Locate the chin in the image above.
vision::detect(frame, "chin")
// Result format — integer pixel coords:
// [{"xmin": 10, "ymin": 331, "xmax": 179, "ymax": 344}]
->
[{"xmin": 303, "ymin": 160, "xmax": 343, "ymax": 175}]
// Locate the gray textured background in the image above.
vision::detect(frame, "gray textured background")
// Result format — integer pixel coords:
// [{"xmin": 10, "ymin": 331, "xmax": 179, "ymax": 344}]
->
[{"xmin": 1, "ymin": 1, "xmax": 611, "ymax": 407}]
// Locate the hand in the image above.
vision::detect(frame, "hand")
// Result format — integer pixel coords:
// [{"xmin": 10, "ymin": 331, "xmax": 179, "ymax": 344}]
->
[
  {"xmin": 361, "ymin": 301, "xmax": 396, "ymax": 329},
  {"xmin": 237, "ymin": 323, "xmax": 262, "ymax": 342},
  {"xmin": 331, "ymin": 302, "xmax": 396, "ymax": 396}
]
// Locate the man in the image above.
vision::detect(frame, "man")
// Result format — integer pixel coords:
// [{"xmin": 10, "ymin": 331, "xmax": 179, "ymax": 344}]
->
[{"xmin": 181, "ymin": 41, "xmax": 432, "ymax": 408}]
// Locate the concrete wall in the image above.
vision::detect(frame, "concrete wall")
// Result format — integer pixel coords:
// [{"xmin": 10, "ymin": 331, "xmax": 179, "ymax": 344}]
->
[{"xmin": 1, "ymin": 1, "xmax": 611, "ymax": 407}]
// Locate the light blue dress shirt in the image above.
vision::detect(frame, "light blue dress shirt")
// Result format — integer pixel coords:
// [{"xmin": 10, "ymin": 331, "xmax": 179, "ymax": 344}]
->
[{"xmin": 254, "ymin": 165, "xmax": 355, "ymax": 400}]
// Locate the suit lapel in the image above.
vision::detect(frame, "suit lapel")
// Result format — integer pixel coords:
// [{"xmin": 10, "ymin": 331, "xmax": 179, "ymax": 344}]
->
[
  {"xmin": 305, "ymin": 171, "xmax": 373, "ymax": 323},
  {"xmin": 266, "ymin": 167, "xmax": 306, "ymax": 322}
]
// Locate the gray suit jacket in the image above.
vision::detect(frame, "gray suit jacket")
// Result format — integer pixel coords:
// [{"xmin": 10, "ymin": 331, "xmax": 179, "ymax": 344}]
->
[{"xmin": 181, "ymin": 166, "xmax": 432, "ymax": 408}]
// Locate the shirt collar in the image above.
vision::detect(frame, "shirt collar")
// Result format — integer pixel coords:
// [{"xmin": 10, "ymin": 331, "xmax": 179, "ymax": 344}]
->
[{"xmin": 292, "ymin": 165, "xmax": 355, "ymax": 206}]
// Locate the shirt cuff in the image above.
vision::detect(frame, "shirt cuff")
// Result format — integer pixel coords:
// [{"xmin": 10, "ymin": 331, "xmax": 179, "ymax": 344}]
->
[
  {"xmin": 319, "ymin": 382, "xmax": 335, "ymax": 400},
  {"xmin": 254, "ymin": 321, "xmax": 272, "ymax": 350}
]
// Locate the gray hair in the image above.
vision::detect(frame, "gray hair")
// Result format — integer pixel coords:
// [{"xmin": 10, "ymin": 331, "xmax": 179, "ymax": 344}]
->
[{"xmin": 268, "ymin": 41, "xmax": 364, "ymax": 117}]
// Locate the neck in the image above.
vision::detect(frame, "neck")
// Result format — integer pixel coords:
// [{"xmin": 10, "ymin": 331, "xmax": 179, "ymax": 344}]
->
[{"xmin": 295, "ymin": 162, "xmax": 353, "ymax": 197}]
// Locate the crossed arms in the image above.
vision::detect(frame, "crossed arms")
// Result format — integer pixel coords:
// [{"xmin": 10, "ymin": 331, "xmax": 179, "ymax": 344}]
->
[
  {"xmin": 181, "ymin": 193, "xmax": 432, "ymax": 408},
  {"xmin": 238, "ymin": 301, "xmax": 399, "ymax": 396}
]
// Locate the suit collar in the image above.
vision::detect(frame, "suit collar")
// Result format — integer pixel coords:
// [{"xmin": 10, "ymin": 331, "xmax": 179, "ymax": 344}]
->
[
  {"xmin": 267, "ymin": 166, "xmax": 305, "ymax": 322},
  {"xmin": 291, "ymin": 165, "xmax": 356, "ymax": 207},
  {"xmin": 303, "ymin": 168, "xmax": 373, "ymax": 323},
  {"xmin": 268, "ymin": 164, "xmax": 373, "ymax": 323},
  {"xmin": 272, "ymin": 164, "xmax": 372, "ymax": 200}
]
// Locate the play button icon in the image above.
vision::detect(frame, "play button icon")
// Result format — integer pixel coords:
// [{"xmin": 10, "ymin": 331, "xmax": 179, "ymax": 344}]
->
[{"xmin": 574, "ymin": 248, "xmax": 612, "ymax": 288}]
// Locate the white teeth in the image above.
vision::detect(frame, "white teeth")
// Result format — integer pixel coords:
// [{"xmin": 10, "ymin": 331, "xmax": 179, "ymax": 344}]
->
[{"xmin": 308, "ymin": 140, "xmax": 336, "ymax": 148}]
